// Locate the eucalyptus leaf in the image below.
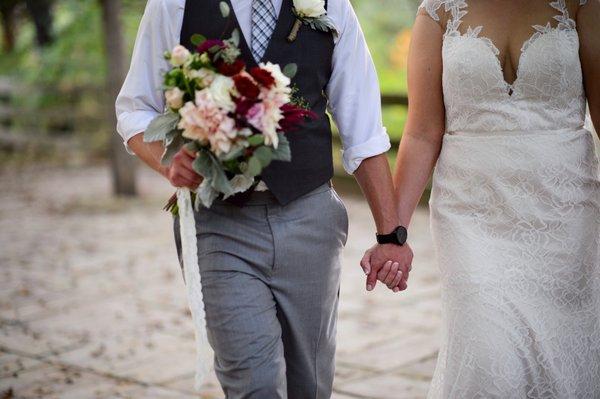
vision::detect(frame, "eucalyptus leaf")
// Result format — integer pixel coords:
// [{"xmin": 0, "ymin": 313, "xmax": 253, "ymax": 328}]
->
[
  {"xmin": 247, "ymin": 134, "xmax": 265, "ymax": 146},
  {"xmin": 271, "ymin": 134, "xmax": 291, "ymax": 161},
  {"xmin": 253, "ymin": 146, "xmax": 273, "ymax": 167},
  {"xmin": 282, "ymin": 63, "xmax": 298, "ymax": 79},
  {"xmin": 220, "ymin": 144, "xmax": 245, "ymax": 161},
  {"xmin": 191, "ymin": 34, "xmax": 206, "ymax": 46},
  {"xmin": 246, "ymin": 156, "xmax": 262, "ymax": 177},
  {"xmin": 144, "ymin": 112, "xmax": 179, "ymax": 142},
  {"xmin": 219, "ymin": 1, "xmax": 230, "ymax": 18}
]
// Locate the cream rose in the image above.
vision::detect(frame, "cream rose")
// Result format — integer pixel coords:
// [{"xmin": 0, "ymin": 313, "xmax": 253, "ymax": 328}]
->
[
  {"xmin": 165, "ymin": 87, "xmax": 185, "ymax": 110},
  {"xmin": 170, "ymin": 45, "xmax": 191, "ymax": 67},
  {"xmin": 207, "ymin": 75, "xmax": 235, "ymax": 112},
  {"xmin": 293, "ymin": 0, "xmax": 326, "ymax": 18}
]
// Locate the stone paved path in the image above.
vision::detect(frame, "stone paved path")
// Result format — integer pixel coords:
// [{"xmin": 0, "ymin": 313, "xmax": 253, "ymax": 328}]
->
[{"xmin": 0, "ymin": 165, "xmax": 440, "ymax": 399}]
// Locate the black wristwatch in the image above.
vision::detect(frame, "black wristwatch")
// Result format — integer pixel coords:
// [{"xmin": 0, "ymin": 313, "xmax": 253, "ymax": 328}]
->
[{"xmin": 376, "ymin": 226, "xmax": 408, "ymax": 246}]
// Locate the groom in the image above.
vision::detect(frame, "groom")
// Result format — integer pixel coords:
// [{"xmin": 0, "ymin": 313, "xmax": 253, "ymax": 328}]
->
[{"xmin": 116, "ymin": 0, "xmax": 412, "ymax": 397}]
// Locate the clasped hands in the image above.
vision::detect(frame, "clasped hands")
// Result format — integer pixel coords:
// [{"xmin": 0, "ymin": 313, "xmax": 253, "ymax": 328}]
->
[{"xmin": 360, "ymin": 243, "xmax": 413, "ymax": 293}]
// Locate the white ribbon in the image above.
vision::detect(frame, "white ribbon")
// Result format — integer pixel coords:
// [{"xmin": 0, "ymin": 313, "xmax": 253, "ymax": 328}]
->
[{"xmin": 176, "ymin": 187, "xmax": 211, "ymax": 390}]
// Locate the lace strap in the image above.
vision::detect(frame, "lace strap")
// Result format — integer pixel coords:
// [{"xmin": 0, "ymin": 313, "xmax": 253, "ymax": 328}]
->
[
  {"xmin": 417, "ymin": 0, "xmax": 468, "ymax": 34},
  {"xmin": 550, "ymin": 0, "xmax": 579, "ymax": 29}
]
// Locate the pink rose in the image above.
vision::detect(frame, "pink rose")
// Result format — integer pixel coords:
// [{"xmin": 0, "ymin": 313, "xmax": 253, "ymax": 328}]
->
[
  {"xmin": 246, "ymin": 103, "xmax": 266, "ymax": 131},
  {"xmin": 178, "ymin": 90, "xmax": 226, "ymax": 142}
]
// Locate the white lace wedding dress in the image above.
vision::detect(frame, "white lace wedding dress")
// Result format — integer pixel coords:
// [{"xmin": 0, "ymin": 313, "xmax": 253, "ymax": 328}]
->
[{"xmin": 419, "ymin": 1, "xmax": 600, "ymax": 397}]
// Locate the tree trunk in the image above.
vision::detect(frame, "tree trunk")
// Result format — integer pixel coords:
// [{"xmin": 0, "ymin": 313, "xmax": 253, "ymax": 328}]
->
[
  {"xmin": 98, "ymin": 0, "xmax": 137, "ymax": 196},
  {"xmin": 0, "ymin": 1, "xmax": 18, "ymax": 52},
  {"xmin": 24, "ymin": 0, "xmax": 54, "ymax": 47}
]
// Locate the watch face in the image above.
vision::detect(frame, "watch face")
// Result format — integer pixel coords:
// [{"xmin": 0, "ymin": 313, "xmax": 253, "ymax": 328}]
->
[{"xmin": 395, "ymin": 226, "xmax": 408, "ymax": 244}]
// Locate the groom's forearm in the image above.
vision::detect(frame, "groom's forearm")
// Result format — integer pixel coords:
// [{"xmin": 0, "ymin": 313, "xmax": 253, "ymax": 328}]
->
[
  {"xmin": 127, "ymin": 133, "xmax": 169, "ymax": 178},
  {"xmin": 353, "ymin": 153, "xmax": 399, "ymax": 234}
]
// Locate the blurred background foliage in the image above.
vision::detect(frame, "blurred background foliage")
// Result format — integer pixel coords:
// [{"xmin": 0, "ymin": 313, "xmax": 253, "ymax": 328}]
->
[{"xmin": 0, "ymin": 0, "xmax": 419, "ymax": 188}]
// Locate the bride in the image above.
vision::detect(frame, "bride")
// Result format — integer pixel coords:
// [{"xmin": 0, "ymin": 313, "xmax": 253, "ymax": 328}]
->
[{"xmin": 377, "ymin": 0, "xmax": 600, "ymax": 397}]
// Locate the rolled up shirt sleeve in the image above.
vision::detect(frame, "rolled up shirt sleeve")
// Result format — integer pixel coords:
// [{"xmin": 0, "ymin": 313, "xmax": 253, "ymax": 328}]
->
[
  {"xmin": 326, "ymin": 0, "xmax": 391, "ymax": 174},
  {"xmin": 115, "ymin": 0, "xmax": 185, "ymax": 153}
]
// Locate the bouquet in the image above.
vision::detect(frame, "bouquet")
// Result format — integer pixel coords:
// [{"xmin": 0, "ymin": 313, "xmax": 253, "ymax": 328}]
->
[{"xmin": 144, "ymin": 27, "xmax": 313, "ymax": 210}]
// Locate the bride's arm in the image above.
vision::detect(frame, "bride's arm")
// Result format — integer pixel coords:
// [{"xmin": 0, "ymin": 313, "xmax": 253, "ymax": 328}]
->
[
  {"xmin": 578, "ymin": 0, "xmax": 600, "ymax": 137},
  {"xmin": 393, "ymin": 13, "xmax": 446, "ymax": 227}
]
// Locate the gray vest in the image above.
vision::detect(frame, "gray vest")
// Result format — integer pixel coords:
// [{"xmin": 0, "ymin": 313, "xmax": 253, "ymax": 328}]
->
[{"xmin": 180, "ymin": 0, "xmax": 335, "ymax": 205}]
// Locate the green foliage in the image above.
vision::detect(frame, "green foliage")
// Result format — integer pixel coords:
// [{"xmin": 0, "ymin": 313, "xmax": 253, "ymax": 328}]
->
[
  {"xmin": 282, "ymin": 63, "xmax": 298, "ymax": 79},
  {"xmin": 253, "ymin": 146, "xmax": 273, "ymax": 167},
  {"xmin": 144, "ymin": 112, "xmax": 179, "ymax": 142},
  {"xmin": 271, "ymin": 134, "xmax": 291, "ymax": 161},
  {"xmin": 190, "ymin": 34, "xmax": 206, "ymax": 47}
]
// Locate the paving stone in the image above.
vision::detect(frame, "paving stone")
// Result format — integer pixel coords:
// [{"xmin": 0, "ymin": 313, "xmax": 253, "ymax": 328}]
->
[
  {"xmin": 0, "ymin": 362, "xmax": 137, "ymax": 399},
  {"xmin": 0, "ymin": 352, "xmax": 44, "ymax": 379},
  {"xmin": 335, "ymin": 372, "xmax": 431, "ymax": 399}
]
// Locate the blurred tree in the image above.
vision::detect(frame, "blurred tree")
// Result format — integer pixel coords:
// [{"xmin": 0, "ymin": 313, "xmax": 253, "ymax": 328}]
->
[
  {"xmin": 1, "ymin": 0, "xmax": 55, "ymax": 52},
  {"xmin": 24, "ymin": 0, "xmax": 54, "ymax": 46},
  {"xmin": 0, "ymin": 0, "xmax": 19, "ymax": 52},
  {"xmin": 99, "ymin": 0, "xmax": 137, "ymax": 196}
]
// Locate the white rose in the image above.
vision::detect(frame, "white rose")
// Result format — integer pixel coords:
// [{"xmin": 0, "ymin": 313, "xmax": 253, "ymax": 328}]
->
[
  {"xmin": 187, "ymin": 67, "xmax": 216, "ymax": 87},
  {"xmin": 170, "ymin": 45, "xmax": 191, "ymax": 67},
  {"xmin": 259, "ymin": 62, "xmax": 291, "ymax": 92},
  {"xmin": 293, "ymin": 0, "xmax": 326, "ymax": 18},
  {"xmin": 165, "ymin": 87, "xmax": 184, "ymax": 109},
  {"xmin": 207, "ymin": 75, "xmax": 235, "ymax": 112}
]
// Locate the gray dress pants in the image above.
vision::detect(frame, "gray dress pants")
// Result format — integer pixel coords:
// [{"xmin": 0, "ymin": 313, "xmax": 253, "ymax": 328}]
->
[{"xmin": 174, "ymin": 184, "xmax": 348, "ymax": 399}]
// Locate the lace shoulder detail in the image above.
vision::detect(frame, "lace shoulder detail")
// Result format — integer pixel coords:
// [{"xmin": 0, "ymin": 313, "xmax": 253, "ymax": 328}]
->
[
  {"xmin": 550, "ymin": 0, "xmax": 581, "ymax": 29},
  {"xmin": 417, "ymin": 0, "xmax": 466, "ymax": 22},
  {"xmin": 519, "ymin": 0, "xmax": 583, "ymax": 53}
]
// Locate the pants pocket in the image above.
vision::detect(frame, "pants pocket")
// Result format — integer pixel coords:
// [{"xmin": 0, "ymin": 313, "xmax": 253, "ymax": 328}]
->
[{"xmin": 331, "ymin": 189, "xmax": 349, "ymax": 246}]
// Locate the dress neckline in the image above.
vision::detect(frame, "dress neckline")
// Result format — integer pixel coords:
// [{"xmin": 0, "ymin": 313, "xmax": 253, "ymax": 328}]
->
[{"xmin": 442, "ymin": 0, "xmax": 580, "ymax": 96}]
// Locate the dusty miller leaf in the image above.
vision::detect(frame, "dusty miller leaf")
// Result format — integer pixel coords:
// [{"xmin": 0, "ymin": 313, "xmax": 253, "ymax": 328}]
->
[
  {"xmin": 161, "ymin": 131, "xmax": 185, "ymax": 166},
  {"xmin": 196, "ymin": 179, "xmax": 219, "ymax": 209},
  {"xmin": 144, "ymin": 112, "xmax": 179, "ymax": 142}
]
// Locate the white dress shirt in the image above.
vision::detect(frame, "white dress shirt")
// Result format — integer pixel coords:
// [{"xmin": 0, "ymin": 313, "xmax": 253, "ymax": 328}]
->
[{"xmin": 115, "ymin": 0, "xmax": 390, "ymax": 174}]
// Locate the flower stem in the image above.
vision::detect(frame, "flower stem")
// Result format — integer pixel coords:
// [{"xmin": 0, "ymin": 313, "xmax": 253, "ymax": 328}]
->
[{"xmin": 287, "ymin": 19, "xmax": 302, "ymax": 42}]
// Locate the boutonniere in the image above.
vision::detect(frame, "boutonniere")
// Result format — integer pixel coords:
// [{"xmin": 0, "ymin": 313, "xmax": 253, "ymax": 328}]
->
[{"xmin": 287, "ymin": 0, "xmax": 338, "ymax": 42}]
